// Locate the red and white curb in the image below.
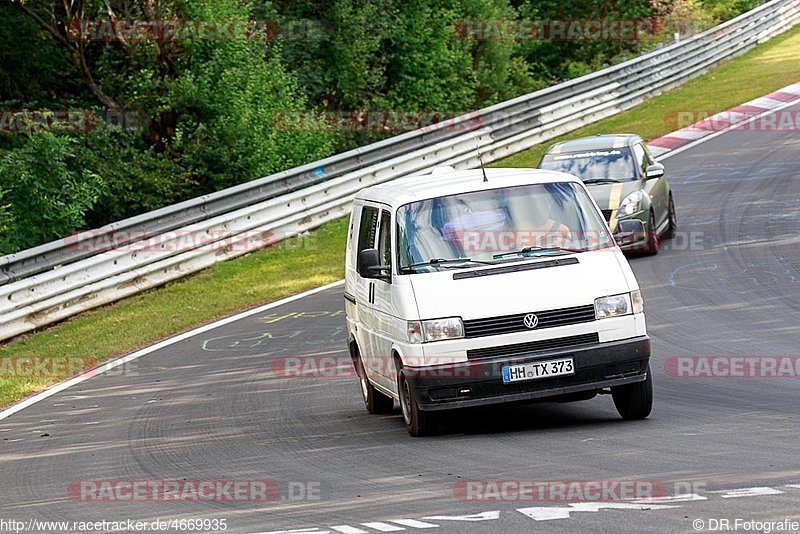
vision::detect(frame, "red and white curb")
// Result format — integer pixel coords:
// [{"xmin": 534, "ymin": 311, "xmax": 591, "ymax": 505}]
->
[{"xmin": 646, "ymin": 81, "xmax": 800, "ymax": 158}]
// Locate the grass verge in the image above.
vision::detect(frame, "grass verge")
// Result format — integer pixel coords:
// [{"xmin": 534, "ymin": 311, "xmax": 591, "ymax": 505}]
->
[
  {"xmin": 2, "ymin": 25, "xmax": 799, "ymax": 409},
  {"xmin": 0, "ymin": 219, "xmax": 348, "ymax": 406}
]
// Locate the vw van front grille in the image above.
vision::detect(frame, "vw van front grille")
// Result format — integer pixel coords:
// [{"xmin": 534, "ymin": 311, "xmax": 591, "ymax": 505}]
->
[
  {"xmin": 466, "ymin": 333, "xmax": 599, "ymax": 360},
  {"xmin": 463, "ymin": 304, "xmax": 596, "ymax": 338}
]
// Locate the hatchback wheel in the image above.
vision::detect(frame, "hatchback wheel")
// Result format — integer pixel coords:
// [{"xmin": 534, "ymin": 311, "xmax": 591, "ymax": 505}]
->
[
  {"xmin": 663, "ymin": 195, "xmax": 677, "ymax": 239},
  {"xmin": 643, "ymin": 210, "xmax": 660, "ymax": 255}
]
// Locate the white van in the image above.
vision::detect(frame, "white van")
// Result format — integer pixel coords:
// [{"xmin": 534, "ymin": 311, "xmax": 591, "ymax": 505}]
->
[{"xmin": 344, "ymin": 167, "xmax": 652, "ymax": 436}]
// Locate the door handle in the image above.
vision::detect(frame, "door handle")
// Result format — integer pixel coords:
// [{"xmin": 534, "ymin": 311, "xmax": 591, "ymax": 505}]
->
[{"xmin": 369, "ymin": 282, "xmax": 375, "ymax": 304}]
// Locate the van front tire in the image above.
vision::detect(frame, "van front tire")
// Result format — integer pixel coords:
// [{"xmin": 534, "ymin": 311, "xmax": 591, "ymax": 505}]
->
[
  {"xmin": 354, "ymin": 350, "xmax": 393, "ymax": 414},
  {"xmin": 611, "ymin": 365, "xmax": 653, "ymax": 420},
  {"xmin": 397, "ymin": 364, "xmax": 437, "ymax": 437}
]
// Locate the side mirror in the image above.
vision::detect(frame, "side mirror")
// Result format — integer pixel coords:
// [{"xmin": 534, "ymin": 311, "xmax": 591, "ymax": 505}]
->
[
  {"xmin": 645, "ymin": 163, "xmax": 665, "ymax": 179},
  {"xmin": 615, "ymin": 219, "xmax": 645, "ymax": 246},
  {"xmin": 358, "ymin": 248, "xmax": 391, "ymax": 281}
]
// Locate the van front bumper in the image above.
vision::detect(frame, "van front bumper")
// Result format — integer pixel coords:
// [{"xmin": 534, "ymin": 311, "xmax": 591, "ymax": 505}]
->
[{"xmin": 404, "ymin": 336, "xmax": 650, "ymax": 411}]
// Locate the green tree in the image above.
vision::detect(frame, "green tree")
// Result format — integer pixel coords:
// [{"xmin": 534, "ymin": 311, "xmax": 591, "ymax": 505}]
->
[{"xmin": 0, "ymin": 133, "xmax": 104, "ymax": 253}]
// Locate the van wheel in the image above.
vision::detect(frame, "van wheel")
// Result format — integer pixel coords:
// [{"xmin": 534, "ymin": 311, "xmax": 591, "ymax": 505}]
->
[
  {"xmin": 611, "ymin": 365, "xmax": 653, "ymax": 420},
  {"xmin": 643, "ymin": 211, "xmax": 660, "ymax": 255},
  {"xmin": 354, "ymin": 351, "xmax": 393, "ymax": 414},
  {"xmin": 397, "ymin": 363, "xmax": 437, "ymax": 437}
]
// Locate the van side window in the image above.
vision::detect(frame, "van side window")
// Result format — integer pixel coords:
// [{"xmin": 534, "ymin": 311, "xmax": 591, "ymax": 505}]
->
[
  {"xmin": 377, "ymin": 210, "xmax": 392, "ymax": 271},
  {"xmin": 357, "ymin": 206, "xmax": 379, "ymax": 255}
]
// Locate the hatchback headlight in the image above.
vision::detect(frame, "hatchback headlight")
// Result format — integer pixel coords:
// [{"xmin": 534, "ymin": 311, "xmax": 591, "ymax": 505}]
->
[
  {"xmin": 619, "ymin": 191, "xmax": 645, "ymax": 216},
  {"xmin": 407, "ymin": 317, "xmax": 464, "ymax": 343}
]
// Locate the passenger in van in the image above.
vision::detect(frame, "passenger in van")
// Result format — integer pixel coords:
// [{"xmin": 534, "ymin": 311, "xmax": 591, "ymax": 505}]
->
[{"xmin": 524, "ymin": 185, "xmax": 574, "ymax": 249}]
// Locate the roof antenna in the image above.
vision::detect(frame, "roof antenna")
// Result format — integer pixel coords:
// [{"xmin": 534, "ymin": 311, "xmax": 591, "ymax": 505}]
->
[{"xmin": 475, "ymin": 140, "xmax": 488, "ymax": 182}]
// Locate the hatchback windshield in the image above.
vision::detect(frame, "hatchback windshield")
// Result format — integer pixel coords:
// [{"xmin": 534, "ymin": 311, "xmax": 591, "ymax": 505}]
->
[
  {"xmin": 540, "ymin": 148, "xmax": 636, "ymax": 182},
  {"xmin": 396, "ymin": 182, "xmax": 614, "ymax": 273}
]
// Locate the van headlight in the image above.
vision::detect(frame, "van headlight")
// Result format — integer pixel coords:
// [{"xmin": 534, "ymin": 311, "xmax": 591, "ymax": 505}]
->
[
  {"xmin": 595, "ymin": 293, "xmax": 632, "ymax": 319},
  {"xmin": 619, "ymin": 191, "xmax": 645, "ymax": 216},
  {"xmin": 407, "ymin": 318, "xmax": 464, "ymax": 343},
  {"xmin": 631, "ymin": 289, "xmax": 644, "ymax": 314}
]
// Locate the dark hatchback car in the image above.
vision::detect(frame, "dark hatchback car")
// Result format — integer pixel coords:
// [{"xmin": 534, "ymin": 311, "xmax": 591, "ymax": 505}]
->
[{"xmin": 540, "ymin": 134, "xmax": 677, "ymax": 254}]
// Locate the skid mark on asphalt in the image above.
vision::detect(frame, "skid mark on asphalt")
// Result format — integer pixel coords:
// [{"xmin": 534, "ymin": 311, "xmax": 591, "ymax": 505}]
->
[
  {"xmin": 202, "ymin": 327, "xmax": 347, "ymax": 354},
  {"xmin": 667, "ymin": 260, "xmax": 800, "ymax": 294},
  {"xmin": 260, "ymin": 310, "xmax": 347, "ymax": 324},
  {"xmin": 256, "ymin": 484, "xmax": 800, "ymax": 533}
]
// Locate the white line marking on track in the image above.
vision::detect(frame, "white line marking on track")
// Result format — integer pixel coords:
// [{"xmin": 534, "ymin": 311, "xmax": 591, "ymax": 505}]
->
[
  {"xmin": 250, "ymin": 529, "xmax": 329, "ymax": 534},
  {"xmin": 361, "ymin": 521, "xmax": 405, "ymax": 532},
  {"xmin": 516, "ymin": 503, "xmax": 678, "ymax": 522},
  {"xmin": 361, "ymin": 523, "xmax": 406, "ymax": 532},
  {"xmin": 422, "ymin": 511, "xmax": 500, "ymax": 522},
  {"xmin": 330, "ymin": 526, "xmax": 368, "ymax": 534},
  {"xmin": 633, "ymin": 493, "xmax": 707, "ymax": 504},
  {"xmin": 388, "ymin": 519, "xmax": 439, "ymax": 529},
  {"xmin": 709, "ymin": 487, "xmax": 785, "ymax": 498},
  {"xmin": 785, "ymin": 484, "xmax": 800, "ymax": 489},
  {"xmin": 0, "ymin": 280, "xmax": 344, "ymax": 422}
]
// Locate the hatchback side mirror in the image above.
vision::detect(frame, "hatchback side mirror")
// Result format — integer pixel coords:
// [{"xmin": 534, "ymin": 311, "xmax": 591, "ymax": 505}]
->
[
  {"xmin": 358, "ymin": 248, "xmax": 391, "ymax": 281},
  {"xmin": 645, "ymin": 163, "xmax": 665, "ymax": 179}
]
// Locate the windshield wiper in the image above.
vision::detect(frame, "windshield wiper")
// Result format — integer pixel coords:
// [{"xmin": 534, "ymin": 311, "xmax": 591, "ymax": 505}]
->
[
  {"xmin": 493, "ymin": 246, "xmax": 583, "ymax": 259},
  {"xmin": 582, "ymin": 178, "xmax": 621, "ymax": 184},
  {"xmin": 401, "ymin": 257, "xmax": 495, "ymax": 272}
]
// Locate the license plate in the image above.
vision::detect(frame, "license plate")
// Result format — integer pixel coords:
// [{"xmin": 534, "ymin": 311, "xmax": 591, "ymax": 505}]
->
[{"xmin": 502, "ymin": 357, "xmax": 575, "ymax": 384}]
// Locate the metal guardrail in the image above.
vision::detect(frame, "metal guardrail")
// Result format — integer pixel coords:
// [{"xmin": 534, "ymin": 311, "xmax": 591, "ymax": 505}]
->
[{"xmin": 0, "ymin": 0, "xmax": 798, "ymax": 342}]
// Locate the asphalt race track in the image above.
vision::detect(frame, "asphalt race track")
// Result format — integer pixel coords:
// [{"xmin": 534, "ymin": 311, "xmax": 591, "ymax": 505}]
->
[{"xmin": 2, "ymin": 103, "xmax": 799, "ymax": 534}]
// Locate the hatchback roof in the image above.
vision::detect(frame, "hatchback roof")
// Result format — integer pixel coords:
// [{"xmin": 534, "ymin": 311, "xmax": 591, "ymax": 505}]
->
[{"xmin": 545, "ymin": 134, "xmax": 644, "ymax": 154}]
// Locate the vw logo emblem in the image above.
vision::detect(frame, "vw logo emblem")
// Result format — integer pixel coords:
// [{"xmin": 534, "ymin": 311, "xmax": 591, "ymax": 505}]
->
[{"xmin": 523, "ymin": 313, "xmax": 539, "ymax": 329}]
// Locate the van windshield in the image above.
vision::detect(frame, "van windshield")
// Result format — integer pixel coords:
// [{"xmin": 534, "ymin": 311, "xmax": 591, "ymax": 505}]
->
[{"xmin": 396, "ymin": 182, "xmax": 614, "ymax": 274}]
